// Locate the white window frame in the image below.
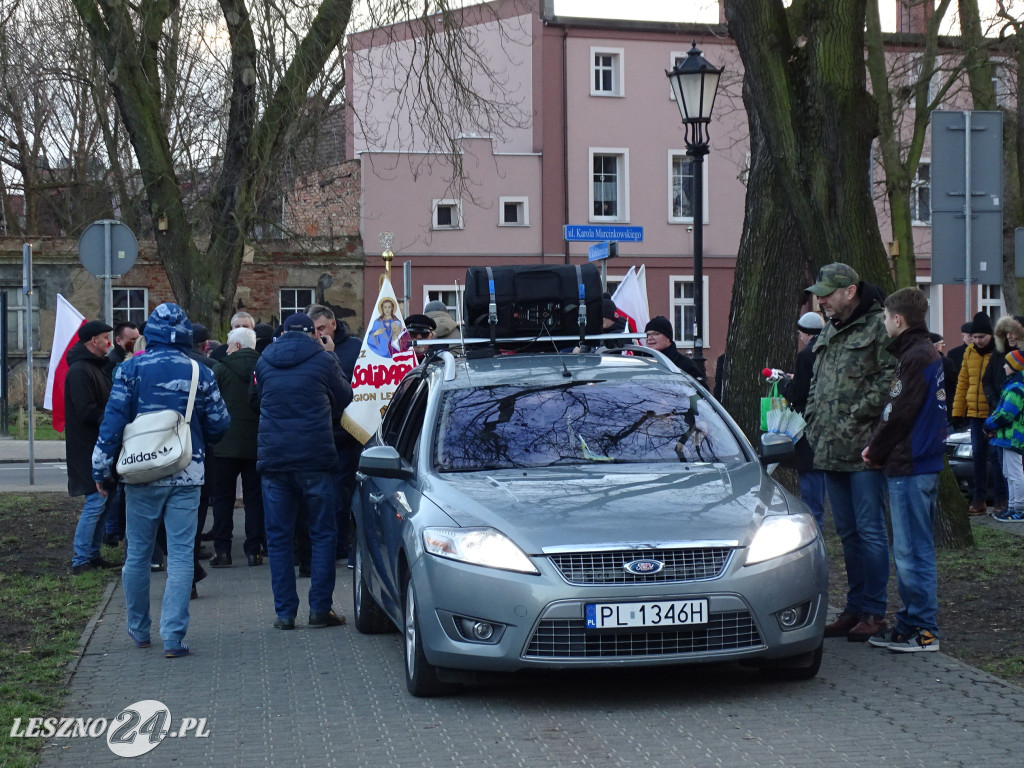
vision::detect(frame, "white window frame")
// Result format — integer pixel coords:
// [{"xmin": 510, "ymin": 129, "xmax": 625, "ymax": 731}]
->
[
  {"xmin": 279, "ymin": 288, "xmax": 315, "ymax": 322},
  {"xmin": 590, "ymin": 47, "xmax": 624, "ymax": 97},
  {"xmin": 992, "ymin": 61, "xmax": 1011, "ymax": 108},
  {"xmin": 3, "ymin": 288, "xmax": 40, "ymax": 352},
  {"xmin": 978, "ymin": 284, "xmax": 1005, "ymax": 326},
  {"xmin": 667, "ymin": 150, "xmax": 710, "ymax": 225},
  {"xmin": 668, "ymin": 275, "xmax": 710, "ymax": 350},
  {"xmin": 498, "ymin": 196, "xmax": 529, "ymax": 227},
  {"xmin": 908, "ymin": 53, "xmax": 941, "ymax": 105},
  {"xmin": 431, "ymin": 199, "xmax": 463, "ymax": 230},
  {"xmin": 668, "ymin": 52, "xmax": 687, "ymax": 99},
  {"xmin": 915, "ymin": 279, "xmax": 943, "ymax": 336},
  {"xmin": 111, "ymin": 287, "xmax": 149, "ymax": 327},
  {"xmin": 423, "ymin": 284, "xmax": 462, "ymax": 323},
  {"xmin": 589, "ymin": 148, "xmax": 629, "ymax": 223},
  {"xmin": 911, "ymin": 160, "xmax": 931, "ymax": 226}
]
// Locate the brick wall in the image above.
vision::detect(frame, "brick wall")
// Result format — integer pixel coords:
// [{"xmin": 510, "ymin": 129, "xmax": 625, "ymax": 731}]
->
[{"xmin": 283, "ymin": 160, "xmax": 361, "ymax": 238}]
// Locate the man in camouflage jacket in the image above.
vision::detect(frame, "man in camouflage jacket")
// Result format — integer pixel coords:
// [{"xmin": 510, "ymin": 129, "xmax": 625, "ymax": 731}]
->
[{"xmin": 804, "ymin": 263, "xmax": 896, "ymax": 642}]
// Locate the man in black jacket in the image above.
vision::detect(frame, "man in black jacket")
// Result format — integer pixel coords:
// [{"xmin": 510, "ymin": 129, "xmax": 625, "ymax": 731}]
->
[
  {"xmin": 644, "ymin": 316, "xmax": 706, "ymax": 385},
  {"xmin": 66, "ymin": 320, "xmax": 118, "ymax": 575}
]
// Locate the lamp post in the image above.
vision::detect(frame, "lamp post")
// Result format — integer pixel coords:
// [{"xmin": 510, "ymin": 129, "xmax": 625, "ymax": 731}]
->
[{"xmin": 666, "ymin": 40, "xmax": 721, "ymax": 381}]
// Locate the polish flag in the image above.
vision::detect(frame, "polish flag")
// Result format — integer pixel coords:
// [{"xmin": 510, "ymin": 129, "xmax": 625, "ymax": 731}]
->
[
  {"xmin": 612, "ymin": 266, "xmax": 650, "ymax": 342},
  {"xmin": 44, "ymin": 294, "xmax": 86, "ymax": 433}
]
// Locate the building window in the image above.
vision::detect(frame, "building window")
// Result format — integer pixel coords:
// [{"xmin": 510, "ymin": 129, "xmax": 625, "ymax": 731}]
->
[
  {"xmin": 112, "ymin": 288, "xmax": 148, "ymax": 326},
  {"xmin": 280, "ymin": 288, "xmax": 315, "ymax": 323},
  {"xmin": 590, "ymin": 149, "xmax": 628, "ymax": 222},
  {"xmin": 916, "ymin": 281, "xmax": 942, "ymax": 335},
  {"xmin": 979, "ymin": 284, "xmax": 1005, "ymax": 326},
  {"xmin": 424, "ymin": 286, "xmax": 461, "ymax": 322},
  {"xmin": 668, "ymin": 52, "xmax": 686, "ymax": 99},
  {"xmin": 432, "ymin": 199, "xmax": 463, "ymax": 230},
  {"xmin": 911, "ymin": 161, "xmax": 931, "ymax": 225},
  {"xmin": 669, "ymin": 276, "xmax": 709, "ymax": 349},
  {"xmin": 992, "ymin": 62, "xmax": 1011, "ymax": 108},
  {"xmin": 498, "ymin": 196, "xmax": 529, "ymax": 227},
  {"xmin": 2, "ymin": 288, "xmax": 41, "ymax": 352},
  {"xmin": 668, "ymin": 151, "xmax": 710, "ymax": 224},
  {"xmin": 591, "ymin": 48, "xmax": 624, "ymax": 97}
]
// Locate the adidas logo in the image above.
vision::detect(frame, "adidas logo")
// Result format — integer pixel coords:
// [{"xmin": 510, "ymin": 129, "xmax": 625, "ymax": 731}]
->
[
  {"xmin": 121, "ymin": 451, "xmax": 158, "ymax": 465},
  {"xmin": 158, "ymin": 446, "xmax": 173, "ymax": 456}
]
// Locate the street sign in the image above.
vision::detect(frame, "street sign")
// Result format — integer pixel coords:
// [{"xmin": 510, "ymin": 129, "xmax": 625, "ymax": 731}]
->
[
  {"xmin": 1016, "ymin": 228, "xmax": 1024, "ymax": 278},
  {"xmin": 588, "ymin": 242, "xmax": 610, "ymax": 261},
  {"xmin": 930, "ymin": 111, "xmax": 1003, "ymax": 286},
  {"xmin": 77, "ymin": 219, "xmax": 138, "ymax": 278},
  {"xmin": 564, "ymin": 224, "xmax": 643, "ymax": 242}
]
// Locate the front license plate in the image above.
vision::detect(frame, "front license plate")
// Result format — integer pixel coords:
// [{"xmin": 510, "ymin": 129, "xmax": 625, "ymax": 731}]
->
[{"xmin": 585, "ymin": 599, "xmax": 709, "ymax": 630}]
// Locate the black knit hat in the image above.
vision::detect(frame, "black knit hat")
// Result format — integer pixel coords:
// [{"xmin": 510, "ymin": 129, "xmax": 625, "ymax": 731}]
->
[
  {"xmin": 971, "ymin": 311, "xmax": 993, "ymax": 336},
  {"xmin": 602, "ymin": 299, "xmax": 618, "ymax": 321},
  {"xmin": 645, "ymin": 316, "xmax": 674, "ymax": 339}
]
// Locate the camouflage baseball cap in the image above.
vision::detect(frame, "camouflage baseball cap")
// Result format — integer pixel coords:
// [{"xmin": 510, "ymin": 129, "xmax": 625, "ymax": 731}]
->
[{"xmin": 805, "ymin": 263, "xmax": 860, "ymax": 297}]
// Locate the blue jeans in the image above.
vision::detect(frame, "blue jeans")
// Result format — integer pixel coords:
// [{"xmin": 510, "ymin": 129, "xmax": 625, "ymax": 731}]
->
[
  {"xmin": 72, "ymin": 491, "xmax": 110, "ymax": 567},
  {"xmin": 262, "ymin": 471, "xmax": 337, "ymax": 619},
  {"xmin": 887, "ymin": 474, "xmax": 940, "ymax": 635},
  {"xmin": 123, "ymin": 485, "xmax": 200, "ymax": 650},
  {"xmin": 798, "ymin": 470, "xmax": 826, "ymax": 529},
  {"xmin": 825, "ymin": 469, "xmax": 889, "ymax": 617}
]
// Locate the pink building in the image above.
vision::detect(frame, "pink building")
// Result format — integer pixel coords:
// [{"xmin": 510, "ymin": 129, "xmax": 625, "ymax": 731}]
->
[{"xmin": 346, "ymin": 0, "xmax": 1015, "ymax": 369}]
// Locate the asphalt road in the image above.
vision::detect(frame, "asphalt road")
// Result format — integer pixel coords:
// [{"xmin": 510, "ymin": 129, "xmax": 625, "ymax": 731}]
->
[{"xmin": 0, "ymin": 461, "xmax": 68, "ymax": 492}]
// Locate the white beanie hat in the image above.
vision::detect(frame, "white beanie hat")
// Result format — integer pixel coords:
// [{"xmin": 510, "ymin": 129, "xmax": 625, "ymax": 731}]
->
[{"xmin": 797, "ymin": 311, "xmax": 825, "ymax": 333}]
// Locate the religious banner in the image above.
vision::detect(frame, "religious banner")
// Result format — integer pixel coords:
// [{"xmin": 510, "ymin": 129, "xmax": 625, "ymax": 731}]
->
[{"xmin": 342, "ymin": 277, "xmax": 416, "ymax": 444}]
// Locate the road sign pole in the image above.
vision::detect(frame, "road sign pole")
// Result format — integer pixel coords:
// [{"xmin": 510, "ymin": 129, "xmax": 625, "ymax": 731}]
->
[
  {"xmin": 104, "ymin": 221, "xmax": 113, "ymax": 328},
  {"xmin": 964, "ymin": 110, "xmax": 972, "ymax": 322},
  {"xmin": 23, "ymin": 243, "xmax": 34, "ymax": 485}
]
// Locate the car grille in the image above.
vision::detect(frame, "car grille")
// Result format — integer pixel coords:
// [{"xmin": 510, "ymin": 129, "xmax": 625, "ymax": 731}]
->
[
  {"xmin": 548, "ymin": 547, "xmax": 734, "ymax": 584},
  {"xmin": 523, "ymin": 611, "xmax": 762, "ymax": 659}
]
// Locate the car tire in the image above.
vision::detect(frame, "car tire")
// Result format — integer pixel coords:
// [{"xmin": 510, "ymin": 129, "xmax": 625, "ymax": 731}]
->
[
  {"xmin": 758, "ymin": 640, "xmax": 823, "ymax": 681},
  {"xmin": 403, "ymin": 574, "xmax": 458, "ymax": 697},
  {"xmin": 352, "ymin": 538, "xmax": 393, "ymax": 635}
]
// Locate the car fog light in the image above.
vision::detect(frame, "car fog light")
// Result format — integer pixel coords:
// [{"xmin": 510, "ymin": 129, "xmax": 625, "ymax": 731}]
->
[
  {"xmin": 779, "ymin": 608, "xmax": 801, "ymax": 628},
  {"xmin": 776, "ymin": 601, "xmax": 811, "ymax": 631},
  {"xmin": 472, "ymin": 621, "xmax": 494, "ymax": 641}
]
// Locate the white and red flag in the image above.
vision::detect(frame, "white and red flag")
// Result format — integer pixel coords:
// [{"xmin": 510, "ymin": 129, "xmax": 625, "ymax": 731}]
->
[
  {"xmin": 44, "ymin": 294, "xmax": 86, "ymax": 433},
  {"xmin": 342, "ymin": 277, "xmax": 416, "ymax": 444},
  {"xmin": 611, "ymin": 265, "xmax": 650, "ymax": 340}
]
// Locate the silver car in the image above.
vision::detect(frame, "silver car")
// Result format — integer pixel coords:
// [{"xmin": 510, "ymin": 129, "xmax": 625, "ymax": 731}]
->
[{"xmin": 352, "ymin": 347, "xmax": 827, "ymax": 696}]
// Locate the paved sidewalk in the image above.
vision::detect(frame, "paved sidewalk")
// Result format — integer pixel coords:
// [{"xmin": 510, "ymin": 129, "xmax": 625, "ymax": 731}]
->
[
  {"xmin": 0, "ymin": 438, "xmax": 66, "ymax": 462},
  {"xmin": 27, "ymin": 507, "xmax": 1024, "ymax": 768}
]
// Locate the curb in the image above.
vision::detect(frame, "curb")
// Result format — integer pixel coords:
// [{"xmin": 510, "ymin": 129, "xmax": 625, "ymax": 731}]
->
[{"xmin": 64, "ymin": 579, "xmax": 118, "ymax": 684}]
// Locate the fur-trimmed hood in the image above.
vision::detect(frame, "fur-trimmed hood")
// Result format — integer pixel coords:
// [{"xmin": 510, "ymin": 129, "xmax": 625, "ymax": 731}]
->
[{"xmin": 994, "ymin": 315, "xmax": 1024, "ymax": 353}]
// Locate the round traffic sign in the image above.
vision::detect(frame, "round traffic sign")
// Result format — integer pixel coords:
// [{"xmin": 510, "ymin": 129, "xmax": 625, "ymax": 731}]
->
[{"xmin": 77, "ymin": 219, "xmax": 139, "ymax": 277}]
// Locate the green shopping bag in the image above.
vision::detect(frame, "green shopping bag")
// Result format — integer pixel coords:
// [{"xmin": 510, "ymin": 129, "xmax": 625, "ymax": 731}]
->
[{"xmin": 760, "ymin": 380, "xmax": 787, "ymax": 432}]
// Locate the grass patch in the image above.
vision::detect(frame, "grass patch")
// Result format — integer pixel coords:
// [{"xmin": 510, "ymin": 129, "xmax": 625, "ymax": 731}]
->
[
  {"xmin": 5, "ymin": 410, "xmax": 64, "ymax": 441},
  {"xmin": 0, "ymin": 494, "xmax": 120, "ymax": 768}
]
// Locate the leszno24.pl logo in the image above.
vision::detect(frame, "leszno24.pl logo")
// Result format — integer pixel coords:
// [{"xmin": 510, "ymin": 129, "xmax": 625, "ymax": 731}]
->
[{"xmin": 9, "ymin": 700, "xmax": 209, "ymax": 757}]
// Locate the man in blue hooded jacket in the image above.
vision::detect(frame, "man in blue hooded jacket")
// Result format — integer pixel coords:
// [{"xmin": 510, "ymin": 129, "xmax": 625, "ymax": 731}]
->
[
  {"xmin": 93, "ymin": 303, "xmax": 230, "ymax": 658},
  {"xmin": 254, "ymin": 312, "xmax": 353, "ymax": 630}
]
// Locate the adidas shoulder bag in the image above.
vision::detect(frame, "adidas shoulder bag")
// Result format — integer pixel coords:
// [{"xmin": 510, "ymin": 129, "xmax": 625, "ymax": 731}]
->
[{"xmin": 116, "ymin": 359, "xmax": 200, "ymax": 484}]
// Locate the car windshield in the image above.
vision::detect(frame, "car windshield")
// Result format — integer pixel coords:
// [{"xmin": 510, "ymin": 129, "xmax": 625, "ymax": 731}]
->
[{"xmin": 434, "ymin": 377, "xmax": 746, "ymax": 472}]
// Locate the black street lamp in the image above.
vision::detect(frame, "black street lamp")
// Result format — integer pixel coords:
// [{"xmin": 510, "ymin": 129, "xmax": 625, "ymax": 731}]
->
[{"xmin": 666, "ymin": 40, "xmax": 721, "ymax": 381}]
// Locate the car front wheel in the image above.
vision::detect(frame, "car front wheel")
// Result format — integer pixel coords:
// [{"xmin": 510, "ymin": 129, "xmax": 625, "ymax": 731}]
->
[
  {"xmin": 758, "ymin": 640, "xmax": 823, "ymax": 681},
  {"xmin": 403, "ymin": 574, "xmax": 458, "ymax": 697},
  {"xmin": 352, "ymin": 538, "xmax": 393, "ymax": 634}
]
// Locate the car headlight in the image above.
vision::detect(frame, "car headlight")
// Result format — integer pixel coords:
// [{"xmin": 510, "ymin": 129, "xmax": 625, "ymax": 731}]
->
[
  {"xmin": 745, "ymin": 514, "xmax": 819, "ymax": 566},
  {"xmin": 954, "ymin": 443, "xmax": 972, "ymax": 458},
  {"xmin": 423, "ymin": 527, "xmax": 539, "ymax": 574}
]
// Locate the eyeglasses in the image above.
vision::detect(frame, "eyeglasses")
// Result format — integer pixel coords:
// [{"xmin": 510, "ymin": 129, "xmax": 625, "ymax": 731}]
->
[{"xmin": 408, "ymin": 330, "xmax": 431, "ymax": 339}]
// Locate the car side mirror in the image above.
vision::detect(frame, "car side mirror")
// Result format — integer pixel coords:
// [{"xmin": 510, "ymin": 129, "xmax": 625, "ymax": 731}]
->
[
  {"xmin": 359, "ymin": 445, "xmax": 414, "ymax": 480},
  {"xmin": 759, "ymin": 432, "xmax": 795, "ymax": 466}
]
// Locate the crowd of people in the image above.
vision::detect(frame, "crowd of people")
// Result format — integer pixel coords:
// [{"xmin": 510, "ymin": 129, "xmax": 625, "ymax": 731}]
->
[{"xmin": 64, "ymin": 303, "xmax": 358, "ymax": 656}]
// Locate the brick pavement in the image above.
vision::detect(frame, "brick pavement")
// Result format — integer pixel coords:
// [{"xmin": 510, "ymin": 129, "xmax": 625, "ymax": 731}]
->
[{"xmin": 27, "ymin": 508, "xmax": 1024, "ymax": 768}]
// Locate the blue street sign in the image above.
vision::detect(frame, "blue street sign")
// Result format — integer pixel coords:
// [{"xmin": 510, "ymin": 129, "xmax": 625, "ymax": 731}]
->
[
  {"xmin": 564, "ymin": 224, "xmax": 643, "ymax": 242},
  {"xmin": 588, "ymin": 242, "xmax": 610, "ymax": 261}
]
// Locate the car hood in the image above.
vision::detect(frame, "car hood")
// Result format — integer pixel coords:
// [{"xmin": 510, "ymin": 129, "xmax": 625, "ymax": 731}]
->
[{"xmin": 422, "ymin": 462, "xmax": 792, "ymax": 553}]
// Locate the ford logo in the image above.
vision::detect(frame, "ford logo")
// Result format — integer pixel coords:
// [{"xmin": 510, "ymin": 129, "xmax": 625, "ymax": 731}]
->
[{"xmin": 623, "ymin": 559, "xmax": 664, "ymax": 575}]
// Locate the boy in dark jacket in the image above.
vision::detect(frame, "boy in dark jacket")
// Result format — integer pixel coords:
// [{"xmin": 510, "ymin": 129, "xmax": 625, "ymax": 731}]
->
[
  {"xmin": 983, "ymin": 350, "xmax": 1024, "ymax": 523},
  {"xmin": 862, "ymin": 287, "xmax": 946, "ymax": 653}
]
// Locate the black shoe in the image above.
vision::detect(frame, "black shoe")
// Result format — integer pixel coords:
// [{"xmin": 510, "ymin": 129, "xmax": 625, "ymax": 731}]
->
[
  {"xmin": 260, "ymin": 546, "xmax": 268, "ymax": 558},
  {"xmin": 297, "ymin": 563, "xmax": 311, "ymax": 578},
  {"xmin": 71, "ymin": 562, "xmax": 98, "ymax": 575},
  {"xmin": 200, "ymin": 530, "xmax": 215, "ymax": 541},
  {"xmin": 210, "ymin": 553, "xmax": 232, "ymax": 568},
  {"xmin": 103, "ymin": 534, "xmax": 122, "ymax": 547},
  {"xmin": 247, "ymin": 554, "xmax": 263, "ymax": 567},
  {"xmin": 308, "ymin": 610, "xmax": 346, "ymax": 628},
  {"xmin": 197, "ymin": 546, "xmax": 212, "ymax": 560},
  {"xmin": 190, "ymin": 585, "xmax": 198, "ymax": 600},
  {"xmin": 194, "ymin": 563, "xmax": 208, "ymax": 583},
  {"xmin": 274, "ymin": 616, "xmax": 295, "ymax": 630},
  {"xmin": 151, "ymin": 562, "xmax": 165, "ymax": 572},
  {"xmin": 91, "ymin": 556, "xmax": 121, "ymax": 570}
]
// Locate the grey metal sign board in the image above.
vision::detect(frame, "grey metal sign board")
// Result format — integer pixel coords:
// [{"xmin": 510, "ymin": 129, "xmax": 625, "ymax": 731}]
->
[
  {"xmin": 931, "ymin": 110, "xmax": 1003, "ymax": 213},
  {"xmin": 1016, "ymin": 227, "xmax": 1024, "ymax": 278},
  {"xmin": 930, "ymin": 209, "xmax": 1003, "ymax": 284},
  {"xmin": 77, "ymin": 220, "xmax": 138, "ymax": 277}
]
